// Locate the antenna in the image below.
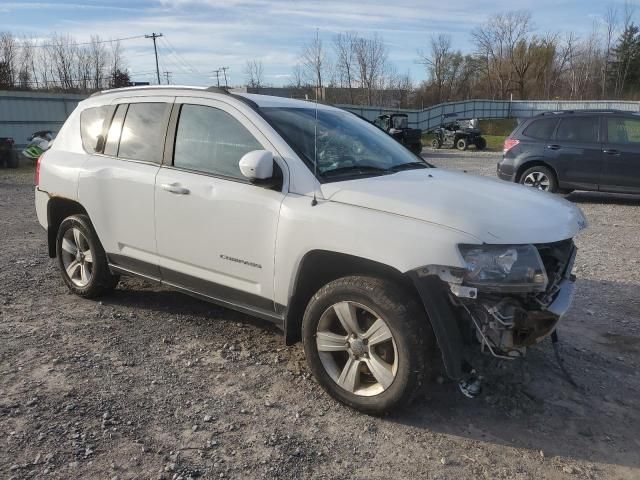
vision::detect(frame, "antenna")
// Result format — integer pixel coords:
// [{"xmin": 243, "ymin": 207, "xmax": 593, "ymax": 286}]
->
[{"xmin": 311, "ymin": 28, "xmax": 320, "ymax": 207}]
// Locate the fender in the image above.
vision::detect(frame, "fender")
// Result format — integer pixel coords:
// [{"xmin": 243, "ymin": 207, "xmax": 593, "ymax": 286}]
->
[{"xmin": 408, "ymin": 273, "xmax": 464, "ymax": 380}]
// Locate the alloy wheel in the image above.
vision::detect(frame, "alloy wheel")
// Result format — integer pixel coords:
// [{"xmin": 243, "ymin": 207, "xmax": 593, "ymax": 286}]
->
[
  {"xmin": 60, "ymin": 227, "xmax": 94, "ymax": 287},
  {"xmin": 316, "ymin": 301, "xmax": 398, "ymax": 396},
  {"xmin": 523, "ymin": 171, "xmax": 550, "ymax": 190}
]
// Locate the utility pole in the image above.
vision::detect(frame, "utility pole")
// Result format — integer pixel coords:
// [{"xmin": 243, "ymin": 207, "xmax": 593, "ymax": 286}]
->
[
  {"xmin": 145, "ymin": 32, "xmax": 163, "ymax": 85},
  {"xmin": 212, "ymin": 69, "xmax": 221, "ymax": 87},
  {"xmin": 220, "ymin": 66, "xmax": 229, "ymax": 88},
  {"xmin": 163, "ymin": 71, "xmax": 172, "ymax": 85}
]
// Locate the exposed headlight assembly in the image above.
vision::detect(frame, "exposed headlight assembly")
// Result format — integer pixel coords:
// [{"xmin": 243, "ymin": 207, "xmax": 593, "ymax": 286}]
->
[{"xmin": 458, "ymin": 244, "xmax": 548, "ymax": 293}]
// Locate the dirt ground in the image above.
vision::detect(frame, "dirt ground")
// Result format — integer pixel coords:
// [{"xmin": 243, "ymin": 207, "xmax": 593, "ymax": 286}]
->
[{"xmin": 1, "ymin": 152, "xmax": 639, "ymax": 480}]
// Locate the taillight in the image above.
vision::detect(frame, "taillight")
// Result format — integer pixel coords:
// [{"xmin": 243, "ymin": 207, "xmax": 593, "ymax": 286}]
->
[
  {"xmin": 35, "ymin": 153, "xmax": 43, "ymax": 186},
  {"xmin": 503, "ymin": 138, "xmax": 520, "ymax": 153}
]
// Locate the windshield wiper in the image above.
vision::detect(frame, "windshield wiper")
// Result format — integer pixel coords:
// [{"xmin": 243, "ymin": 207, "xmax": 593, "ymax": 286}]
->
[
  {"xmin": 387, "ymin": 161, "xmax": 429, "ymax": 172},
  {"xmin": 321, "ymin": 165, "xmax": 391, "ymax": 177}
]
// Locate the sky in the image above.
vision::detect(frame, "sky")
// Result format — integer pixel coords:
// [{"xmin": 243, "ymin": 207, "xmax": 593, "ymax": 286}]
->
[{"xmin": 0, "ymin": 0, "xmax": 636, "ymax": 87}]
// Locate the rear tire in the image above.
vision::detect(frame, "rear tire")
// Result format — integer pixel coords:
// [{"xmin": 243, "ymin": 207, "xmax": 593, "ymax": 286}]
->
[
  {"xmin": 431, "ymin": 139, "xmax": 441, "ymax": 149},
  {"xmin": 456, "ymin": 138, "xmax": 468, "ymax": 151},
  {"xmin": 56, "ymin": 214, "xmax": 119, "ymax": 298},
  {"xmin": 302, "ymin": 276, "xmax": 432, "ymax": 415},
  {"xmin": 519, "ymin": 165, "xmax": 558, "ymax": 193},
  {"xmin": 6, "ymin": 152, "xmax": 19, "ymax": 168}
]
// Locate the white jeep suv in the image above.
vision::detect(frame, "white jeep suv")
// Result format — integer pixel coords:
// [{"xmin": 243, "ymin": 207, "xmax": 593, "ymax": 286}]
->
[{"xmin": 35, "ymin": 86, "xmax": 586, "ymax": 414}]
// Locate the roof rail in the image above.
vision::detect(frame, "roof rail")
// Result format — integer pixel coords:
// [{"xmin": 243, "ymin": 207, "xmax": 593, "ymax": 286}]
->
[{"xmin": 205, "ymin": 86, "xmax": 230, "ymax": 94}]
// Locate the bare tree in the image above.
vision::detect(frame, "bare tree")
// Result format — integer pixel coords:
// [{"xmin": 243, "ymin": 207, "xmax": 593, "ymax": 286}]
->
[
  {"xmin": 291, "ymin": 63, "xmax": 304, "ymax": 88},
  {"xmin": 472, "ymin": 10, "xmax": 533, "ymax": 98},
  {"xmin": 89, "ymin": 36, "xmax": 108, "ymax": 90},
  {"xmin": 108, "ymin": 39, "xmax": 125, "ymax": 88},
  {"xmin": 0, "ymin": 32, "xmax": 18, "ymax": 88},
  {"xmin": 419, "ymin": 34, "xmax": 466, "ymax": 102},
  {"xmin": 354, "ymin": 34, "xmax": 388, "ymax": 105},
  {"xmin": 334, "ymin": 32, "xmax": 358, "ymax": 102},
  {"xmin": 244, "ymin": 59, "xmax": 264, "ymax": 89},
  {"xmin": 602, "ymin": 5, "xmax": 618, "ymax": 97},
  {"xmin": 300, "ymin": 35, "xmax": 327, "ymax": 98}
]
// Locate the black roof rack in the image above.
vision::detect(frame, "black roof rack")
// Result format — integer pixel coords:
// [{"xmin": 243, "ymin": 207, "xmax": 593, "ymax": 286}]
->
[{"xmin": 205, "ymin": 86, "xmax": 230, "ymax": 94}]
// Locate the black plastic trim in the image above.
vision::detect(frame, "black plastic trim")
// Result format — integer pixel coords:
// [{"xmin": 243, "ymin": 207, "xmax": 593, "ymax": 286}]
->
[
  {"xmin": 106, "ymin": 254, "xmax": 284, "ymax": 327},
  {"xmin": 408, "ymin": 273, "xmax": 464, "ymax": 380}
]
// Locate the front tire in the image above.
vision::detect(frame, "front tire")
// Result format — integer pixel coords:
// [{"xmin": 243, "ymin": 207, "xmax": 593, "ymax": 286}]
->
[
  {"xmin": 431, "ymin": 138, "xmax": 441, "ymax": 149},
  {"xmin": 519, "ymin": 165, "xmax": 558, "ymax": 193},
  {"xmin": 302, "ymin": 276, "xmax": 432, "ymax": 415},
  {"xmin": 56, "ymin": 214, "xmax": 119, "ymax": 298},
  {"xmin": 475, "ymin": 137, "xmax": 487, "ymax": 150}
]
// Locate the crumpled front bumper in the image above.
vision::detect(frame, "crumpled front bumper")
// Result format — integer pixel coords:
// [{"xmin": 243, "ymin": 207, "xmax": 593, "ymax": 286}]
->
[{"xmin": 546, "ymin": 277, "xmax": 576, "ymax": 318}]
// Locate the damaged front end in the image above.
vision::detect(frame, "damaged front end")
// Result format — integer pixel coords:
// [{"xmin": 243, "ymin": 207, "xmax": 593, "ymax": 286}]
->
[{"xmin": 416, "ymin": 239, "xmax": 577, "ymax": 361}]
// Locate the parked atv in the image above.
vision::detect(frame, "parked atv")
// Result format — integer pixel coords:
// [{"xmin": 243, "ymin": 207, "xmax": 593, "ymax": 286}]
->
[
  {"xmin": 431, "ymin": 116, "xmax": 486, "ymax": 151},
  {"xmin": 0, "ymin": 137, "xmax": 18, "ymax": 168},
  {"xmin": 373, "ymin": 113, "xmax": 423, "ymax": 155},
  {"xmin": 22, "ymin": 131, "xmax": 54, "ymax": 161}
]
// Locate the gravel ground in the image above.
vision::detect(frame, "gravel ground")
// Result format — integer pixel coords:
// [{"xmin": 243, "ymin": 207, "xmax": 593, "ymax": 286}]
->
[{"xmin": 1, "ymin": 153, "xmax": 639, "ymax": 480}]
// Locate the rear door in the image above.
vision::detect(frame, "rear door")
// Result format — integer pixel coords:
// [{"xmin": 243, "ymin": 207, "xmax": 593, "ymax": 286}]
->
[
  {"xmin": 546, "ymin": 115, "xmax": 602, "ymax": 190},
  {"xmin": 79, "ymin": 96, "xmax": 173, "ymax": 278},
  {"xmin": 600, "ymin": 116, "xmax": 640, "ymax": 193}
]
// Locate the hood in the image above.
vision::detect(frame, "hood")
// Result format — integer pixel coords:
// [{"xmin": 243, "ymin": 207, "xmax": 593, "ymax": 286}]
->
[{"xmin": 320, "ymin": 168, "xmax": 586, "ymax": 244}]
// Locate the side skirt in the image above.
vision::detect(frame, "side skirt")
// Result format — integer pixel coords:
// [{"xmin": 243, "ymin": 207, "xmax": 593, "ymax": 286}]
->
[{"xmin": 108, "ymin": 260, "xmax": 285, "ymax": 329}]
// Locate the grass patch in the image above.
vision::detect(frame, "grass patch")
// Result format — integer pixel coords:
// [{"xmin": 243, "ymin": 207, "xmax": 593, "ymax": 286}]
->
[{"xmin": 478, "ymin": 118, "xmax": 518, "ymax": 136}]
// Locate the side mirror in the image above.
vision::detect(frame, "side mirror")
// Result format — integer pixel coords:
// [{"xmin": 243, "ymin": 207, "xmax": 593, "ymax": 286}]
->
[{"xmin": 239, "ymin": 150, "xmax": 273, "ymax": 180}]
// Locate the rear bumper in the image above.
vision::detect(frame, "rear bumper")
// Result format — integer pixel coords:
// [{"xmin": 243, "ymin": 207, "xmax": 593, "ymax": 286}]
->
[
  {"xmin": 496, "ymin": 162, "xmax": 516, "ymax": 182},
  {"xmin": 35, "ymin": 187, "xmax": 49, "ymax": 230}
]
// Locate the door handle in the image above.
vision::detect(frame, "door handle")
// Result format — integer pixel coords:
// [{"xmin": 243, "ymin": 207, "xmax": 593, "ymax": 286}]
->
[
  {"xmin": 161, "ymin": 183, "xmax": 190, "ymax": 195},
  {"xmin": 546, "ymin": 144, "xmax": 561, "ymax": 150},
  {"xmin": 603, "ymin": 149, "xmax": 621, "ymax": 156}
]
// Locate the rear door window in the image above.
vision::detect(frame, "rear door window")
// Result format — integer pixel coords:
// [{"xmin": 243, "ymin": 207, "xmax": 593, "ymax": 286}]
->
[
  {"xmin": 103, "ymin": 104, "xmax": 127, "ymax": 157},
  {"xmin": 117, "ymin": 103, "xmax": 171, "ymax": 163},
  {"xmin": 522, "ymin": 118, "xmax": 557, "ymax": 140},
  {"xmin": 555, "ymin": 116, "xmax": 600, "ymax": 143},
  {"xmin": 80, "ymin": 105, "xmax": 110, "ymax": 153},
  {"xmin": 606, "ymin": 117, "xmax": 640, "ymax": 144}
]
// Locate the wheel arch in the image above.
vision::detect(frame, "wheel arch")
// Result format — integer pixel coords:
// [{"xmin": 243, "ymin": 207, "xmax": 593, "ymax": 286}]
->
[
  {"xmin": 284, "ymin": 250, "xmax": 418, "ymax": 346},
  {"xmin": 46, "ymin": 197, "xmax": 89, "ymax": 258},
  {"xmin": 515, "ymin": 159, "xmax": 559, "ymax": 184},
  {"xmin": 284, "ymin": 249, "xmax": 465, "ymax": 380}
]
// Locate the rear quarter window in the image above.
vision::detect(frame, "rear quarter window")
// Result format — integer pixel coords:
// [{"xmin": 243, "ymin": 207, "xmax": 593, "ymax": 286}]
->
[
  {"xmin": 522, "ymin": 118, "xmax": 558, "ymax": 140},
  {"xmin": 80, "ymin": 105, "xmax": 110, "ymax": 153}
]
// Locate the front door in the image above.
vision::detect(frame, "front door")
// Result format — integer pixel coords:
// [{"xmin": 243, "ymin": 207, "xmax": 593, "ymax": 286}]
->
[
  {"xmin": 154, "ymin": 98, "xmax": 286, "ymax": 319},
  {"xmin": 546, "ymin": 115, "xmax": 602, "ymax": 190},
  {"xmin": 600, "ymin": 116, "xmax": 640, "ymax": 193}
]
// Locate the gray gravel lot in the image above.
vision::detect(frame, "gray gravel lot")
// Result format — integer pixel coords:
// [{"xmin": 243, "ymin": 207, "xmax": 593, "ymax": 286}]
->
[{"xmin": 1, "ymin": 153, "xmax": 639, "ymax": 479}]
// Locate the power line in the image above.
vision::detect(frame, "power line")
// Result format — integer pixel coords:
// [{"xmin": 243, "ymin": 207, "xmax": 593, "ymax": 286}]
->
[
  {"xmin": 144, "ymin": 32, "xmax": 163, "ymax": 85},
  {"xmin": 161, "ymin": 36, "xmax": 202, "ymax": 76},
  {"xmin": 21, "ymin": 34, "xmax": 146, "ymax": 49}
]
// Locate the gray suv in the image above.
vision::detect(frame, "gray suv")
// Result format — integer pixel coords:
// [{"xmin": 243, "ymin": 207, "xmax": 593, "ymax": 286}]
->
[{"xmin": 497, "ymin": 110, "xmax": 640, "ymax": 194}]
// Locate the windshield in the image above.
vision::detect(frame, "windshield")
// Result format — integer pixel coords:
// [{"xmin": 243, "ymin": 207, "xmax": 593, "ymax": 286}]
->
[
  {"xmin": 392, "ymin": 115, "xmax": 408, "ymax": 129},
  {"xmin": 260, "ymin": 107, "xmax": 428, "ymax": 181}
]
